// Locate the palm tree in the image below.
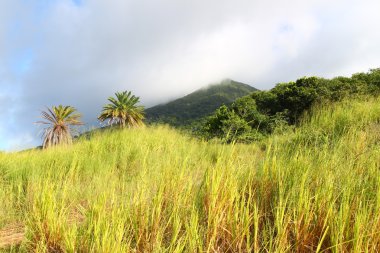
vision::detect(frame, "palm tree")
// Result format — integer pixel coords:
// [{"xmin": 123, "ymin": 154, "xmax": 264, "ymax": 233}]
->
[
  {"xmin": 98, "ymin": 91, "xmax": 145, "ymax": 128},
  {"xmin": 36, "ymin": 105, "xmax": 83, "ymax": 149}
]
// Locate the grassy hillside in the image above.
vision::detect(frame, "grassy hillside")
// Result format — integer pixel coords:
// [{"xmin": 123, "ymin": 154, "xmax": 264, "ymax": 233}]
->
[
  {"xmin": 145, "ymin": 79, "xmax": 257, "ymax": 126},
  {"xmin": 1, "ymin": 96, "xmax": 380, "ymax": 251}
]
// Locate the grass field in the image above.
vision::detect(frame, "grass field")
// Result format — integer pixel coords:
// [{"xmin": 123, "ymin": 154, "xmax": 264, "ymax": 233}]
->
[{"xmin": 1, "ymin": 97, "xmax": 380, "ymax": 252}]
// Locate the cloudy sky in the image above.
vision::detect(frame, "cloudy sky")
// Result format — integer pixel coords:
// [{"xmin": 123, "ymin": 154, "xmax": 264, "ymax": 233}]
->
[{"xmin": 0, "ymin": 0, "xmax": 380, "ymax": 151}]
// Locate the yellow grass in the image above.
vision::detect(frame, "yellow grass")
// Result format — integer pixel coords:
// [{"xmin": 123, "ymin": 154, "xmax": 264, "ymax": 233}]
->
[{"xmin": 1, "ymin": 97, "xmax": 380, "ymax": 252}]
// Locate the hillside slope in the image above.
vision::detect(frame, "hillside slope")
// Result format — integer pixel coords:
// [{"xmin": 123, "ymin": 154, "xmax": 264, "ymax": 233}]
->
[
  {"xmin": 1, "ymin": 97, "xmax": 380, "ymax": 251},
  {"xmin": 201, "ymin": 68, "xmax": 380, "ymax": 143},
  {"xmin": 145, "ymin": 79, "xmax": 258, "ymax": 125}
]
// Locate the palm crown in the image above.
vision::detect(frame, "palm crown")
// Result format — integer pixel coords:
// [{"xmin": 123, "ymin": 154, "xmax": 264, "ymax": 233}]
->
[
  {"xmin": 98, "ymin": 91, "xmax": 145, "ymax": 128},
  {"xmin": 37, "ymin": 105, "xmax": 83, "ymax": 149}
]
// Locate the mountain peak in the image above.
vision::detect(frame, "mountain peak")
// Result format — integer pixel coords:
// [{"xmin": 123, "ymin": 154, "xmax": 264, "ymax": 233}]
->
[{"xmin": 146, "ymin": 80, "xmax": 258, "ymax": 126}]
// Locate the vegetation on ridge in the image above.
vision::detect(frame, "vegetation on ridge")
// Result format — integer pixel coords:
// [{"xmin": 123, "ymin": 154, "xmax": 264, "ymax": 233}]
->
[{"xmin": 202, "ymin": 68, "xmax": 380, "ymax": 143}]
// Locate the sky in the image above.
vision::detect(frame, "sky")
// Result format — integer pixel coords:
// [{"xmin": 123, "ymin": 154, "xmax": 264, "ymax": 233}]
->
[{"xmin": 0, "ymin": 0, "xmax": 380, "ymax": 151}]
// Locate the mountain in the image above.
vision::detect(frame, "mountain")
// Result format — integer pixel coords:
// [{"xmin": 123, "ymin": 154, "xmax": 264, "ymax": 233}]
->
[{"xmin": 145, "ymin": 79, "xmax": 258, "ymax": 126}]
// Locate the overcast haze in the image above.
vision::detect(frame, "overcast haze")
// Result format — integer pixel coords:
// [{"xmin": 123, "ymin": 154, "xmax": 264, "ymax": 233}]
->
[{"xmin": 1, "ymin": 0, "xmax": 380, "ymax": 150}]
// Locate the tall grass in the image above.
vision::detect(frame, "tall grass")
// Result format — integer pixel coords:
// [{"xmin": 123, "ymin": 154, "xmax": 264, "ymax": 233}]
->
[{"xmin": 1, "ymin": 97, "xmax": 380, "ymax": 252}]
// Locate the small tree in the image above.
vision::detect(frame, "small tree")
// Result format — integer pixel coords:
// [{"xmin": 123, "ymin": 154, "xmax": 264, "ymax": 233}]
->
[
  {"xmin": 98, "ymin": 91, "xmax": 145, "ymax": 128},
  {"xmin": 37, "ymin": 105, "xmax": 83, "ymax": 149},
  {"xmin": 202, "ymin": 105, "xmax": 264, "ymax": 143}
]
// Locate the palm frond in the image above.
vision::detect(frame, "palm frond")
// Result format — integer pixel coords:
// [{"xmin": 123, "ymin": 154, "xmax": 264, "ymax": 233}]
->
[
  {"xmin": 98, "ymin": 90, "xmax": 145, "ymax": 128},
  {"xmin": 36, "ymin": 105, "xmax": 83, "ymax": 149}
]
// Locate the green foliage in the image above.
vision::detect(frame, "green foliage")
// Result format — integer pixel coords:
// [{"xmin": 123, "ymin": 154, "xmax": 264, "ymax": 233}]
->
[
  {"xmin": 145, "ymin": 79, "xmax": 257, "ymax": 126},
  {"xmin": 98, "ymin": 91, "xmax": 145, "ymax": 128},
  {"xmin": 203, "ymin": 68, "xmax": 380, "ymax": 143},
  {"xmin": 36, "ymin": 105, "xmax": 83, "ymax": 149},
  {"xmin": 352, "ymin": 68, "xmax": 380, "ymax": 88},
  {"xmin": 202, "ymin": 101, "xmax": 266, "ymax": 143},
  {"xmin": 255, "ymin": 77, "xmax": 323, "ymax": 123}
]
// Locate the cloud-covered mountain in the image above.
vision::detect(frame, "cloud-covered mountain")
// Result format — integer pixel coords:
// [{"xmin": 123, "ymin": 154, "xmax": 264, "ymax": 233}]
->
[{"xmin": 146, "ymin": 79, "xmax": 257, "ymax": 126}]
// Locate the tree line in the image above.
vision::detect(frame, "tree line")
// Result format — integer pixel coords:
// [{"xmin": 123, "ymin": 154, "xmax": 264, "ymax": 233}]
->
[{"xmin": 201, "ymin": 68, "xmax": 380, "ymax": 143}]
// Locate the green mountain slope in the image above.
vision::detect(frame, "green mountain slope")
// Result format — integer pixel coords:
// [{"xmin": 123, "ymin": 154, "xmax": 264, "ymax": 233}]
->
[{"xmin": 145, "ymin": 79, "xmax": 258, "ymax": 125}]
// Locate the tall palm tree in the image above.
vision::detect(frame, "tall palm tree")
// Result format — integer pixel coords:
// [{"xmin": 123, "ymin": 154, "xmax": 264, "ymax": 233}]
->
[
  {"xmin": 36, "ymin": 105, "xmax": 83, "ymax": 149},
  {"xmin": 98, "ymin": 91, "xmax": 145, "ymax": 128}
]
